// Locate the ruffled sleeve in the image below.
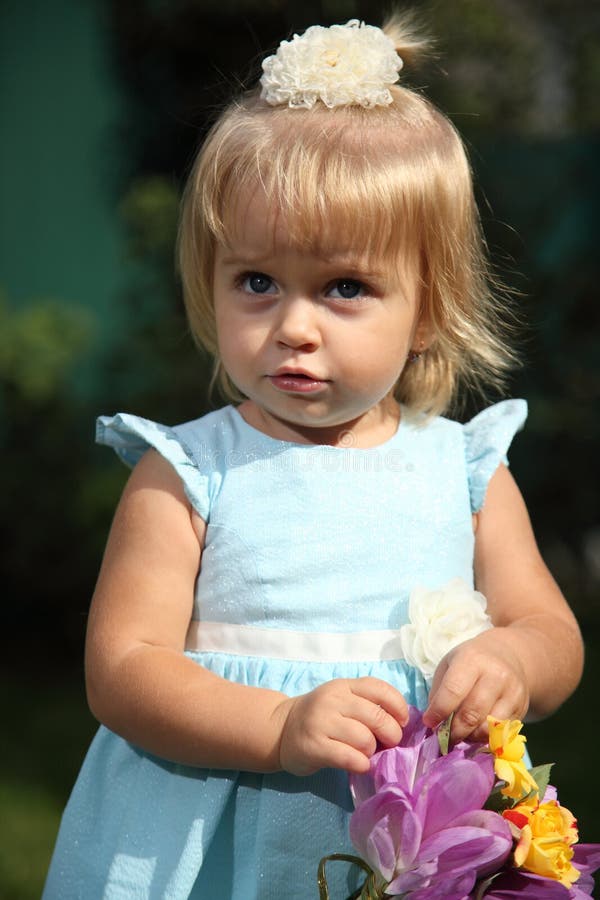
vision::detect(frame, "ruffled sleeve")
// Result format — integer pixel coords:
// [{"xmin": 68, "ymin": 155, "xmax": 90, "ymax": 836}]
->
[
  {"xmin": 96, "ymin": 413, "xmax": 211, "ymax": 519},
  {"xmin": 463, "ymin": 399, "xmax": 527, "ymax": 513}
]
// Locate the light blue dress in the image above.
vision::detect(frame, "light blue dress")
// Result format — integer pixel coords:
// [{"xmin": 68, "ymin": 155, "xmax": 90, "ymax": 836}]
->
[{"xmin": 43, "ymin": 399, "xmax": 527, "ymax": 900}]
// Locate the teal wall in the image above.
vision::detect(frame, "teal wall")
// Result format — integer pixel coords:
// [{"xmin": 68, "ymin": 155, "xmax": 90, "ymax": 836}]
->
[{"xmin": 0, "ymin": 0, "xmax": 126, "ymax": 338}]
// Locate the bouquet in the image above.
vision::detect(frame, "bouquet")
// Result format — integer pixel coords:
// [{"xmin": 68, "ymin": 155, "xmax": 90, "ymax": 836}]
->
[{"xmin": 318, "ymin": 709, "xmax": 600, "ymax": 899}]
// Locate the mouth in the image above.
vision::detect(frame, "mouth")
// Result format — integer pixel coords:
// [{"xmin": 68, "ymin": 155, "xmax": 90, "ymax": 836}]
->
[{"xmin": 267, "ymin": 370, "xmax": 329, "ymax": 394}]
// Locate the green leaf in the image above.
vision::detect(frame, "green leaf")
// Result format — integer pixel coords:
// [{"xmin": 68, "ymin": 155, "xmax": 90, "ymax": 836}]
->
[
  {"xmin": 528, "ymin": 763, "xmax": 554, "ymax": 800},
  {"xmin": 437, "ymin": 713, "xmax": 454, "ymax": 755},
  {"xmin": 484, "ymin": 785, "xmax": 514, "ymax": 813},
  {"xmin": 484, "ymin": 762, "xmax": 555, "ymax": 813}
]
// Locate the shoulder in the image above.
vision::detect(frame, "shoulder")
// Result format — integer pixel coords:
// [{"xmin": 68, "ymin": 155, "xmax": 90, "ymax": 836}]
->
[
  {"xmin": 105, "ymin": 447, "xmax": 205, "ymax": 567},
  {"xmin": 97, "ymin": 405, "xmax": 239, "ymax": 464},
  {"xmin": 401, "ymin": 399, "xmax": 527, "ymax": 513},
  {"xmin": 124, "ymin": 445, "xmax": 189, "ymax": 498},
  {"xmin": 461, "ymin": 400, "xmax": 527, "ymax": 513},
  {"xmin": 400, "ymin": 406, "xmax": 464, "ymax": 449},
  {"xmin": 96, "ymin": 405, "xmax": 241, "ymax": 521},
  {"xmin": 461, "ymin": 399, "xmax": 527, "ymax": 452}
]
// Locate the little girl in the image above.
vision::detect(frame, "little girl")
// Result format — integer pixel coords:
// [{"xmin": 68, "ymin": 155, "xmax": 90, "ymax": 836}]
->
[{"xmin": 44, "ymin": 16, "xmax": 584, "ymax": 900}]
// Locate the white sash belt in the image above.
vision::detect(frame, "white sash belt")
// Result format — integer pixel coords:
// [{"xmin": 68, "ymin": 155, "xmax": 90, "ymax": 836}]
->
[{"xmin": 185, "ymin": 621, "xmax": 405, "ymax": 663}]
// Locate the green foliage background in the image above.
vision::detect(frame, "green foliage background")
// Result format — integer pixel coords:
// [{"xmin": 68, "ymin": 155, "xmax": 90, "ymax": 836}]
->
[{"xmin": 1, "ymin": 1, "xmax": 599, "ymax": 897}]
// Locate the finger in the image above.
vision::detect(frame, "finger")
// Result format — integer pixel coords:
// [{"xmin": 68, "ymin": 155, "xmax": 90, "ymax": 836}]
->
[
  {"xmin": 422, "ymin": 664, "xmax": 475, "ymax": 730},
  {"xmin": 426, "ymin": 656, "xmax": 449, "ymax": 701},
  {"xmin": 342, "ymin": 698, "xmax": 403, "ymax": 749},
  {"xmin": 350, "ymin": 677, "xmax": 409, "ymax": 726},
  {"xmin": 328, "ymin": 741, "xmax": 372, "ymax": 775},
  {"xmin": 469, "ymin": 694, "xmax": 530, "ymax": 742},
  {"xmin": 452, "ymin": 661, "xmax": 530, "ymax": 741},
  {"xmin": 286, "ymin": 737, "xmax": 371, "ymax": 776},
  {"xmin": 334, "ymin": 716, "xmax": 379, "ymax": 758},
  {"xmin": 450, "ymin": 681, "xmax": 503, "ymax": 742}
]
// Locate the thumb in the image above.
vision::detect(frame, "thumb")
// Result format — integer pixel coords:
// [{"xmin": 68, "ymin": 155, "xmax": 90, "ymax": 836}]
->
[{"xmin": 422, "ymin": 657, "xmax": 449, "ymax": 727}]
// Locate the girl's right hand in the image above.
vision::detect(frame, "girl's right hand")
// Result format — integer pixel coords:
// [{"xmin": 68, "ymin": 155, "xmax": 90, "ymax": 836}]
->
[{"xmin": 274, "ymin": 677, "xmax": 409, "ymax": 776}]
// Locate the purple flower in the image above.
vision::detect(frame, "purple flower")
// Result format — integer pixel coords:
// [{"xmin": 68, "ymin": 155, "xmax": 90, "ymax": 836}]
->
[
  {"xmin": 480, "ymin": 835, "xmax": 600, "ymax": 898},
  {"xmin": 478, "ymin": 869, "xmax": 569, "ymax": 898},
  {"xmin": 350, "ymin": 706, "xmax": 441, "ymax": 807},
  {"xmin": 570, "ymin": 844, "xmax": 600, "ymax": 898},
  {"xmin": 349, "ymin": 711, "xmax": 513, "ymax": 898}
]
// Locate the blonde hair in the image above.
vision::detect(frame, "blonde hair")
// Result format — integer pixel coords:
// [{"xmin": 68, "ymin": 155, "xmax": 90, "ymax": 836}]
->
[{"xmin": 178, "ymin": 14, "xmax": 517, "ymax": 417}]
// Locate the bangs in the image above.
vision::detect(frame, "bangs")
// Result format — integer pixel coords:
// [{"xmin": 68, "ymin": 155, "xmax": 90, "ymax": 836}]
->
[
  {"xmin": 198, "ymin": 91, "xmax": 451, "ymax": 268},
  {"xmin": 217, "ymin": 148, "xmax": 414, "ymax": 267}
]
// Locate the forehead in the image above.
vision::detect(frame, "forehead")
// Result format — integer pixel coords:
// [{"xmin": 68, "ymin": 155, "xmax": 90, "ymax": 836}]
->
[
  {"xmin": 220, "ymin": 184, "xmax": 412, "ymax": 273},
  {"xmin": 224, "ymin": 188, "xmax": 290, "ymax": 254}
]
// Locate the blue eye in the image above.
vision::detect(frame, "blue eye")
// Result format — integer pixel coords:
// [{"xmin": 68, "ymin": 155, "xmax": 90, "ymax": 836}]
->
[
  {"xmin": 329, "ymin": 279, "xmax": 364, "ymax": 300},
  {"xmin": 242, "ymin": 272, "xmax": 276, "ymax": 294}
]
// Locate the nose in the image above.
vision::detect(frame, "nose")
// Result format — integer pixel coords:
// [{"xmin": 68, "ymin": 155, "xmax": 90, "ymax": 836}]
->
[{"xmin": 273, "ymin": 297, "xmax": 321, "ymax": 351}]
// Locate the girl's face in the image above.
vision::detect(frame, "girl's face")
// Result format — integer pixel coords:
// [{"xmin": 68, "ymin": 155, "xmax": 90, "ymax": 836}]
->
[{"xmin": 213, "ymin": 191, "xmax": 430, "ymax": 447}]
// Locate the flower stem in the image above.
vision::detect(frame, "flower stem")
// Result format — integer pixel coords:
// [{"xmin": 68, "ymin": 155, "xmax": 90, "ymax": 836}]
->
[{"xmin": 317, "ymin": 854, "xmax": 386, "ymax": 900}]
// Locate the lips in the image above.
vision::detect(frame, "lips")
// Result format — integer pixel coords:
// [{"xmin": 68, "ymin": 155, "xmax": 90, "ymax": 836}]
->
[
  {"xmin": 273, "ymin": 367, "xmax": 323, "ymax": 380},
  {"xmin": 268, "ymin": 369, "xmax": 328, "ymax": 394}
]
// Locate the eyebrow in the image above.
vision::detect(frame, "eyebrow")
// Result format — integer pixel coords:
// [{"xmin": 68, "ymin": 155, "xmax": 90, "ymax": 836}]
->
[
  {"xmin": 218, "ymin": 249, "xmax": 385, "ymax": 280},
  {"xmin": 219, "ymin": 251, "xmax": 272, "ymax": 267},
  {"xmin": 328, "ymin": 260, "xmax": 385, "ymax": 280}
]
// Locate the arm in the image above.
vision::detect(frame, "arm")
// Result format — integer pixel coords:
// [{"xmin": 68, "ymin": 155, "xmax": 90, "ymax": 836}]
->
[
  {"xmin": 423, "ymin": 464, "xmax": 584, "ymax": 741},
  {"xmin": 85, "ymin": 450, "xmax": 407, "ymax": 774}
]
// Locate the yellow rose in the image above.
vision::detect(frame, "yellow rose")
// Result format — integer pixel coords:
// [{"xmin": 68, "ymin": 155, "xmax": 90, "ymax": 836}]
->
[
  {"xmin": 503, "ymin": 806, "xmax": 533, "ymax": 830},
  {"xmin": 508, "ymin": 800, "xmax": 581, "ymax": 886},
  {"xmin": 487, "ymin": 717, "xmax": 539, "ymax": 801},
  {"xmin": 519, "ymin": 834, "xmax": 580, "ymax": 887},
  {"xmin": 517, "ymin": 787, "xmax": 542, "ymax": 811},
  {"xmin": 502, "ymin": 807, "xmax": 533, "ymax": 867},
  {"xmin": 530, "ymin": 800, "xmax": 579, "ymax": 846},
  {"xmin": 512, "ymin": 823, "xmax": 532, "ymax": 868},
  {"xmin": 488, "ymin": 717, "xmax": 528, "ymax": 761},
  {"xmin": 494, "ymin": 757, "xmax": 539, "ymax": 801}
]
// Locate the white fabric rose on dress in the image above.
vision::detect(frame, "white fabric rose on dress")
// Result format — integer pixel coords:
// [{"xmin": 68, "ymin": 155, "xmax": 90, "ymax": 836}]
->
[
  {"xmin": 399, "ymin": 578, "xmax": 493, "ymax": 684},
  {"xmin": 260, "ymin": 19, "xmax": 403, "ymax": 109}
]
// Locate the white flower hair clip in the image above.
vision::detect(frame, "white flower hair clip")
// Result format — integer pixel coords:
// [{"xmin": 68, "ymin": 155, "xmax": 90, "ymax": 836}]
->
[
  {"xmin": 399, "ymin": 578, "xmax": 493, "ymax": 684},
  {"xmin": 260, "ymin": 19, "xmax": 403, "ymax": 110}
]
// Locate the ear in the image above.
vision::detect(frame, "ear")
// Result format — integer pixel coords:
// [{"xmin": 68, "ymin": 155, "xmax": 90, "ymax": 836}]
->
[{"xmin": 411, "ymin": 307, "xmax": 434, "ymax": 353}]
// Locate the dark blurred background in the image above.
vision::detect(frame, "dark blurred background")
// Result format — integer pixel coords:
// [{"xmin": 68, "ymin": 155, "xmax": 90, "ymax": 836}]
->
[{"xmin": 1, "ymin": 1, "xmax": 599, "ymax": 897}]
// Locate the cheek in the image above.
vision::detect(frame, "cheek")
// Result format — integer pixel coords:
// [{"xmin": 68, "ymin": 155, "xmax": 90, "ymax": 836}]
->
[
  {"xmin": 339, "ymin": 340, "xmax": 406, "ymax": 397},
  {"xmin": 217, "ymin": 331, "xmax": 245, "ymax": 373},
  {"xmin": 366, "ymin": 337, "xmax": 412, "ymax": 393},
  {"xmin": 215, "ymin": 302, "xmax": 242, "ymax": 354},
  {"xmin": 356, "ymin": 327, "xmax": 411, "ymax": 372},
  {"xmin": 216, "ymin": 316, "xmax": 264, "ymax": 378},
  {"xmin": 213, "ymin": 299, "xmax": 227, "ymax": 344}
]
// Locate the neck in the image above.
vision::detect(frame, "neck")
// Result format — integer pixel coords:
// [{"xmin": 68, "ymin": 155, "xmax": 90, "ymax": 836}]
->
[{"xmin": 237, "ymin": 398, "xmax": 401, "ymax": 448}]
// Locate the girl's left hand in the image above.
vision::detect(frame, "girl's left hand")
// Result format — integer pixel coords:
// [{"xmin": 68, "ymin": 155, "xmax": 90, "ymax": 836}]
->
[{"xmin": 422, "ymin": 628, "xmax": 530, "ymax": 742}]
